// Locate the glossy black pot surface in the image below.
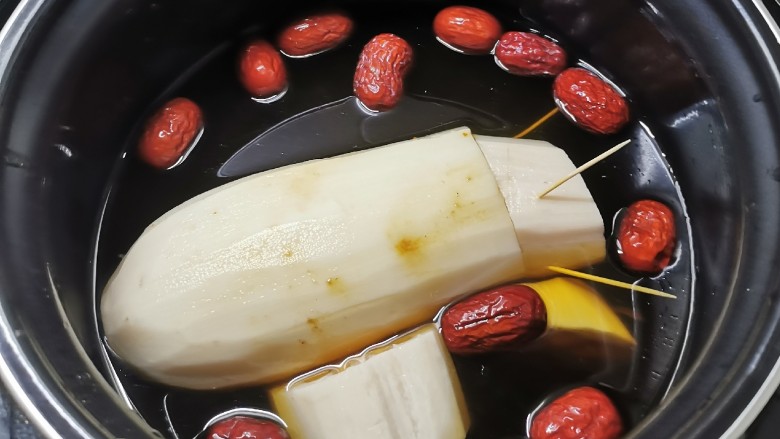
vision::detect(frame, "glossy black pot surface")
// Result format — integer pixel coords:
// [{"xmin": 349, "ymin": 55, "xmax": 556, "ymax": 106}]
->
[{"xmin": 1, "ymin": 0, "xmax": 780, "ymax": 438}]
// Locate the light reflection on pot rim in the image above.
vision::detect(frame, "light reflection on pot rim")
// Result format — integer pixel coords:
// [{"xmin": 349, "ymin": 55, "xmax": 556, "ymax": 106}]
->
[
  {"xmin": 0, "ymin": 2, "xmax": 165, "ymax": 438},
  {"xmin": 0, "ymin": 0, "xmax": 89, "ymax": 435},
  {"xmin": 715, "ymin": 3, "xmax": 780, "ymax": 436}
]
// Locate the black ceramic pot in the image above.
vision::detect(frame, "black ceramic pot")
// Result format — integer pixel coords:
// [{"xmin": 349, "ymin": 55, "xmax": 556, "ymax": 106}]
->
[{"xmin": 1, "ymin": 0, "xmax": 780, "ymax": 438}]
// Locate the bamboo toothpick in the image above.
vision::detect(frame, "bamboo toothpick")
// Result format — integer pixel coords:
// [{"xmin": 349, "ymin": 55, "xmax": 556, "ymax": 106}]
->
[
  {"xmin": 514, "ymin": 107, "xmax": 560, "ymax": 139},
  {"xmin": 537, "ymin": 139, "xmax": 631, "ymax": 199},
  {"xmin": 547, "ymin": 266, "xmax": 677, "ymax": 299}
]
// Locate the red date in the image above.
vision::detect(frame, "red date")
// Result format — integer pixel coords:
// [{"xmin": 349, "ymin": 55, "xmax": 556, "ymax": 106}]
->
[
  {"xmin": 353, "ymin": 33, "xmax": 413, "ymax": 112},
  {"xmin": 207, "ymin": 416, "xmax": 290, "ymax": 439},
  {"xmin": 441, "ymin": 285, "xmax": 547, "ymax": 355},
  {"xmin": 433, "ymin": 6, "xmax": 502, "ymax": 54},
  {"xmin": 553, "ymin": 67, "xmax": 629, "ymax": 135},
  {"xmin": 494, "ymin": 32, "xmax": 566, "ymax": 76},
  {"xmin": 277, "ymin": 13, "xmax": 353, "ymax": 57},
  {"xmin": 239, "ymin": 40, "xmax": 288, "ymax": 99},
  {"xmin": 531, "ymin": 387, "xmax": 623, "ymax": 439},
  {"xmin": 138, "ymin": 97, "xmax": 202, "ymax": 169},
  {"xmin": 616, "ymin": 199, "xmax": 676, "ymax": 274}
]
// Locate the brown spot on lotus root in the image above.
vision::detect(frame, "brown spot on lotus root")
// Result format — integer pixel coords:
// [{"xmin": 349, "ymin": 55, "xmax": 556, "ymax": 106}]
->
[
  {"xmin": 326, "ymin": 277, "xmax": 347, "ymax": 295},
  {"xmin": 306, "ymin": 317, "xmax": 322, "ymax": 334},
  {"xmin": 395, "ymin": 236, "xmax": 424, "ymax": 257}
]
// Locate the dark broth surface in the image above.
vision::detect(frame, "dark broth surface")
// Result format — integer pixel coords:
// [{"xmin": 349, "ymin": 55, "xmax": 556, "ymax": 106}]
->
[{"xmin": 94, "ymin": 2, "xmax": 693, "ymax": 437}]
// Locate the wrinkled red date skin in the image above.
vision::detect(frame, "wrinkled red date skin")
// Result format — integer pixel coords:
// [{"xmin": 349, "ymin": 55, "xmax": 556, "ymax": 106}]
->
[
  {"xmin": 208, "ymin": 416, "xmax": 290, "ymax": 439},
  {"xmin": 531, "ymin": 387, "xmax": 623, "ymax": 439},
  {"xmin": 277, "ymin": 13, "xmax": 354, "ymax": 57},
  {"xmin": 553, "ymin": 68, "xmax": 629, "ymax": 135},
  {"xmin": 433, "ymin": 6, "xmax": 502, "ymax": 54},
  {"xmin": 353, "ymin": 33, "xmax": 413, "ymax": 112},
  {"xmin": 617, "ymin": 199, "xmax": 676, "ymax": 274},
  {"xmin": 138, "ymin": 97, "xmax": 202, "ymax": 169},
  {"xmin": 441, "ymin": 285, "xmax": 547, "ymax": 355},
  {"xmin": 239, "ymin": 40, "xmax": 288, "ymax": 98},
  {"xmin": 494, "ymin": 32, "xmax": 566, "ymax": 76}
]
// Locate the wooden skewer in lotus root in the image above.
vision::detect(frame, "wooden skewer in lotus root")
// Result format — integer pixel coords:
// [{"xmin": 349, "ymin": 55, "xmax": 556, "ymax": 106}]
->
[
  {"xmin": 537, "ymin": 139, "xmax": 631, "ymax": 199},
  {"xmin": 547, "ymin": 266, "xmax": 677, "ymax": 299},
  {"xmin": 512, "ymin": 109, "xmax": 631, "ymax": 198},
  {"xmin": 514, "ymin": 107, "xmax": 559, "ymax": 139}
]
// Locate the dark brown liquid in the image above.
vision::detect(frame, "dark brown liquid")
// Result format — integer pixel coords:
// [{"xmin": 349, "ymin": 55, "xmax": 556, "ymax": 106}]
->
[{"xmin": 94, "ymin": 2, "xmax": 693, "ymax": 438}]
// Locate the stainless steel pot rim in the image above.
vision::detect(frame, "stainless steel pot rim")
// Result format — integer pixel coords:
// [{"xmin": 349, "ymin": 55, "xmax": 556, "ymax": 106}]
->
[
  {"xmin": 0, "ymin": 3, "xmax": 138, "ymax": 438},
  {"xmin": 717, "ymin": 0, "xmax": 780, "ymax": 433},
  {"xmin": 0, "ymin": 1, "xmax": 779, "ymax": 438},
  {"xmin": 0, "ymin": 1, "xmax": 75, "ymax": 435}
]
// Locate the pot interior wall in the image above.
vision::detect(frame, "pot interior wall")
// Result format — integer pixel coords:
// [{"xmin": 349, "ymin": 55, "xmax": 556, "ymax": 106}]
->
[{"xmin": 0, "ymin": 0, "xmax": 779, "ymax": 438}]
